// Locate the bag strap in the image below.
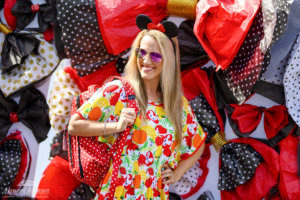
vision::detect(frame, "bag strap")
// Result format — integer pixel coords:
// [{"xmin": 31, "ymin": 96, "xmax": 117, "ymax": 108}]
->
[{"xmin": 105, "ymin": 77, "xmax": 138, "ymax": 198}]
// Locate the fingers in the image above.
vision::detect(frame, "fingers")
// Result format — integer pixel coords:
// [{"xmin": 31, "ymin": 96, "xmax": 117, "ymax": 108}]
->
[{"xmin": 161, "ymin": 164, "xmax": 175, "ymax": 184}]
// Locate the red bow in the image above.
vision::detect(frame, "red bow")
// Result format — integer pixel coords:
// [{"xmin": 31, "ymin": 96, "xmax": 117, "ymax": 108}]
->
[
  {"xmin": 9, "ymin": 112, "xmax": 18, "ymax": 123},
  {"xmin": 147, "ymin": 23, "xmax": 165, "ymax": 33},
  {"xmin": 230, "ymin": 104, "xmax": 289, "ymax": 139},
  {"xmin": 31, "ymin": 4, "xmax": 39, "ymax": 12}
]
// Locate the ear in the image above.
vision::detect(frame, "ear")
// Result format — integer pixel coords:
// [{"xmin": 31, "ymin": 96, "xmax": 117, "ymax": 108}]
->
[
  {"xmin": 161, "ymin": 21, "xmax": 178, "ymax": 38},
  {"xmin": 136, "ymin": 14, "xmax": 153, "ymax": 30}
]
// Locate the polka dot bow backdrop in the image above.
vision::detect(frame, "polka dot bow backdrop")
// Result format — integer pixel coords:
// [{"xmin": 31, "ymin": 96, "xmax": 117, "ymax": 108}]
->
[
  {"xmin": 0, "ymin": 130, "xmax": 31, "ymax": 198},
  {"xmin": 0, "ymin": 31, "xmax": 60, "ymax": 97},
  {"xmin": 56, "ymin": 0, "xmax": 129, "ymax": 77}
]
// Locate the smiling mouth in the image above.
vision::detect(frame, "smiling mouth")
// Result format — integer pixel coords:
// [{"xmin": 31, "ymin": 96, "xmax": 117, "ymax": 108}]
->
[{"xmin": 142, "ymin": 66, "xmax": 155, "ymax": 72}]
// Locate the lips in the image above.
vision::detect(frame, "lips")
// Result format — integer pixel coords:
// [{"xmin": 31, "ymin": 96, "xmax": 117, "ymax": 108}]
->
[{"xmin": 142, "ymin": 66, "xmax": 155, "ymax": 72}]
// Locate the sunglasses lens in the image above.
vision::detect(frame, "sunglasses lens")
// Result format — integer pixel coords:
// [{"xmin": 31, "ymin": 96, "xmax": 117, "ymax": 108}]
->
[
  {"xmin": 150, "ymin": 52, "xmax": 163, "ymax": 63},
  {"xmin": 137, "ymin": 48, "xmax": 146, "ymax": 58}
]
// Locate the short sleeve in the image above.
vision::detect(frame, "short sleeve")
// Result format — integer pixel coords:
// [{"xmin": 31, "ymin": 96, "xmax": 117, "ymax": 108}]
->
[
  {"xmin": 178, "ymin": 97, "xmax": 207, "ymax": 160},
  {"xmin": 76, "ymin": 79, "xmax": 127, "ymax": 143}
]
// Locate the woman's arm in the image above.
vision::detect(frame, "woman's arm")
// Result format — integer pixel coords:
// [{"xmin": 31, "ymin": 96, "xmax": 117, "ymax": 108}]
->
[
  {"xmin": 68, "ymin": 107, "xmax": 136, "ymax": 136},
  {"xmin": 161, "ymin": 142, "xmax": 205, "ymax": 184}
]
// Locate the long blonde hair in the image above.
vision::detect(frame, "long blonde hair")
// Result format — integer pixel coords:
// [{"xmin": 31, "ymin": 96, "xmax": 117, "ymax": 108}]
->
[{"xmin": 124, "ymin": 30, "xmax": 183, "ymax": 144}]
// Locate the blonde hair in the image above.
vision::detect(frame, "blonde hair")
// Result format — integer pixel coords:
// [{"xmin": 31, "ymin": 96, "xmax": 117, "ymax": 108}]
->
[{"xmin": 124, "ymin": 30, "xmax": 183, "ymax": 144}]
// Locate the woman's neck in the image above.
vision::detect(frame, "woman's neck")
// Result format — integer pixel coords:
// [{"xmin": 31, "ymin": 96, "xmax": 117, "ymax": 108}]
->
[{"xmin": 143, "ymin": 79, "xmax": 161, "ymax": 102}]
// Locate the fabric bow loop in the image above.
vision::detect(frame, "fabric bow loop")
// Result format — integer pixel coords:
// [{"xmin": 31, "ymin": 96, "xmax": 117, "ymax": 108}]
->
[
  {"xmin": 0, "ymin": 87, "xmax": 50, "ymax": 143},
  {"xmin": 147, "ymin": 23, "xmax": 166, "ymax": 33},
  {"xmin": 1, "ymin": 32, "xmax": 40, "ymax": 73},
  {"xmin": 230, "ymin": 104, "xmax": 289, "ymax": 139},
  {"xmin": 230, "ymin": 104, "xmax": 263, "ymax": 134},
  {"xmin": 11, "ymin": 0, "xmax": 56, "ymax": 32}
]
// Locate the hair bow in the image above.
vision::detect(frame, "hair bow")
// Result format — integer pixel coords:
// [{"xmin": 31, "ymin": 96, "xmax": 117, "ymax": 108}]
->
[
  {"xmin": 0, "ymin": 87, "xmax": 50, "ymax": 143},
  {"xmin": 0, "ymin": 131, "xmax": 31, "ymax": 195},
  {"xmin": 227, "ymin": 104, "xmax": 289, "ymax": 139},
  {"xmin": 11, "ymin": 0, "xmax": 56, "ymax": 32},
  {"xmin": 136, "ymin": 14, "xmax": 178, "ymax": 38},
  {"xmin": 1, "ymin": 28, "xmax": 40, "ymax": 73}
]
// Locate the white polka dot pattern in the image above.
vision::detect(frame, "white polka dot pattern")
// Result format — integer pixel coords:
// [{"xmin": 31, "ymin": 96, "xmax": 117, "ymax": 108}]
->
[
  {"xmin": 283, "ymin": 33, "xmax": 300, "ymax": 126},
  {"xmin": 56, "ymin": 0, "xmax": 128, "ymax": 77},
  {"xmin": 48, "ymin": 68, "xmax": 81, "ymax": 132},
  {"xmin": 0, "ymin": 139, "xmax": 22, "ymax": 193},
  {"xmin": 218, "ymin": 142, "xmax": 263, "ymax": 190},
  {"xmin": 173, "ymin": 161, "xmax": 202, "ymax": 195},
  {"xmin": 190, "ymin": 94, "xmax": 219, "ymax": 142},
  {"xmin": 0, "ymin": 32, "xmax": 60, "ymax": 97}
]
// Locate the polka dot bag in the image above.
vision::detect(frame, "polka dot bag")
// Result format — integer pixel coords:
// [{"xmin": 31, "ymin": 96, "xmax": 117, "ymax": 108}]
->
[{"xmin": 66, "ymin": 77, "xmax": 138, "ymax": 190}]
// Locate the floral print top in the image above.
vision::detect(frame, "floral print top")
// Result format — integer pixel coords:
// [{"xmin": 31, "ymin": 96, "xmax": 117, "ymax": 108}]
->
[{"xmin": 77, "ymin": 79, "xmax": 206, "ymax": 200}]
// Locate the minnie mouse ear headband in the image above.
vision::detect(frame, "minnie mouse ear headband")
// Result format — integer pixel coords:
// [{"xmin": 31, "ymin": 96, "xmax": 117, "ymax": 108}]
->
[{"xmin": 136, "ymin": 14, "xmax": 178, "ymax": 38}]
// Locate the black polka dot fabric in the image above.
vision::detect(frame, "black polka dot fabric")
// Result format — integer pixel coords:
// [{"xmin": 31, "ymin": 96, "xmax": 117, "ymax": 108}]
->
[
  {"xmin": 218, "ymin": 142, "xmax": 263, "ymax": 190},
  {"xmin": 68, "ymin": 183, "xmax": 95, "ymax": 200},
  {"xmin": 0, "ymin": 139, "xmax": 22, "ymax": 194},
  {"xmin": 223, "ymin": 7, "xmax": 265, "ymax": 103},
  {"xmin": 284, "ymin": 33, "xmax": 300, "ymax": 126},
  {"xmin": 190, "ymin": 94, "xmax": 219, "ymax": 142},
  {"xmin": 116, "ymin": 57, "xmax": 128, "ymax": 74},
  {"xmin": 56, "ymin": 0, "xmax": 129, "ymax": 77}
]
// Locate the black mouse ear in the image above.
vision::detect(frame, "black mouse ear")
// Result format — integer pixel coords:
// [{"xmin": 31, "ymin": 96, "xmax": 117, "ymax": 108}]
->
[
  {"xmin": 161, "ymin": 21, "xmax": 179, "ymax": 38},
  {"xmin": 136, "ymin": 14, "xmax": 153, "ymax": 30}
]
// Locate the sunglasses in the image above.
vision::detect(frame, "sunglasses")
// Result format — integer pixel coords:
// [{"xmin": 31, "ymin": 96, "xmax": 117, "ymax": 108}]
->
[{"xmin": 135, "ymin": 48, "xmax": 163, "ymax": 63}]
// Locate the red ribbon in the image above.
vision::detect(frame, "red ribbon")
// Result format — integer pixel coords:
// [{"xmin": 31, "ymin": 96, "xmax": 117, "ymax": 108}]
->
[
  {"xmin": 31, "ymin": 5, "xmax": 40, "ymax": 13},
  {"xmin": 147, "ymin": 23, "xmax": 165, "ymax": 33},
  {"xmin": 9, "ymin": 112, "xmax": 19, "ymax": 123},
  {"xmin": 230, "ymin": 104, "xmax": 289, "ymax": 139}
]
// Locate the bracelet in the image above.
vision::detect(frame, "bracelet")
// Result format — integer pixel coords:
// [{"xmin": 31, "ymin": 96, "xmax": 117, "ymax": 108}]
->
[{"xmin": 103, "ymin": 121, "xmax": 107, "ymax": 136}]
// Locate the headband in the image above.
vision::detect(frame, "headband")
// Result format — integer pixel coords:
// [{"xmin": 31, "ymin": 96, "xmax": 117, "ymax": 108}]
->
[
  {"xmin": 136, "ymin": 14, "xmax": 178, "ymax": 56},
  {"xmin": 136, "ymin": 14, "xmax": 178, "ymax": 38}
]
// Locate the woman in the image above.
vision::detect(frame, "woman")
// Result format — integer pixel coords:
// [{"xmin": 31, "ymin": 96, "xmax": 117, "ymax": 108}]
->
[{"xmin": 68, "ymin": 14, "xmax": 206, "ymax": 200}]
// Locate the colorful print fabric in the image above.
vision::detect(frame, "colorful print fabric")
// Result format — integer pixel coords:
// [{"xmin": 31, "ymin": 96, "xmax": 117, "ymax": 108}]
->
[{"xmin": 77, "ymin": 79, "xmax": 206, "ymax": 199}]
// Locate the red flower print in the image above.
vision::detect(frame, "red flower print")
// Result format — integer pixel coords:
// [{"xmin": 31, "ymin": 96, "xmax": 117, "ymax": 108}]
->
[
  {"xmin": 153, "ymin": 188, "xmax": 160, "ymax": 197},
  {"xmin": 138, "ymin": 154, "xmax": 146, "ymax": 165},
  {"xmin": 145, "ymin": 151, "xmax": 154, "ymax": 166},
  {"xmin": 162, "ymin": 134, "xmax": 172, "ymax": 148},
  {"xmin": 147, "ymin": 167, "xmax": 154, "ymax": 176},
  {"xmin": 163, "ymin": 148, "xmax": 171, "ymax": 157},
  {"xmin": 187, "ymin": 113, "xmax": 194, "ymax": 124},
  {"xmin": 117, "ymin": 176, "xmax": 125, "ymax": 186},
  {"xmin": 124, "ymin": 174, "xmax": 133, "ymax": 189},
  {"xmin": 187, "ymin": 122, "xmax": 197, "ymax": 137},
  {"xmin": 137, "ymin": 195, "xmax": 146, "ymax": 200},
  {"xmin": 107, "ymin": 115, "xmax": 118, "ymax": 122},
  {"xmin": 119, "ymin": 89, "xmax": 127, "ymax": 102},
  {"xmin": 103, "ymin": 85, "xmax": 119, "ymax": 96},
  {"xmin": 184, "ymin": 135, "xmax": 192, "ymax": 148},
  {"xmin": 147, "ymin": 110, "xmax": 159, "ymax": 124},
  {"xmin": 109, "ymin": 91, "xmax": 120, "ymax": 105},
  {"xmin": 120, "ymin": 167, "xmax": 126, "ymax": 175},
  {"xmin": 155, "ymin": 125, "xmax": 167, "ymax": 134},
  {"xmin": 126, "ymin": 142, "xmax": 138, "ymax": 155},
  {"xmin": 145, "ymin": 177, "xmax": 153, "ymax": 188},
  {"xmin": 155, "ymin": 136, "xmax": 163, "ymax": 146},
  {"xmin": 125, "ymin": 187, "xmax": 135, "ymax": 198}
]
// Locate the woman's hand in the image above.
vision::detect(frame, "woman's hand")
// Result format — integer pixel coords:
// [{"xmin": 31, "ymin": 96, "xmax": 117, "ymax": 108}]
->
[
  {"xmin": 161, "ymin": 164, "xmax": 180, "ymax": 184},
  {"xmin": 116, "ymin": 108, "xmax": 136, "ymax": 132}
]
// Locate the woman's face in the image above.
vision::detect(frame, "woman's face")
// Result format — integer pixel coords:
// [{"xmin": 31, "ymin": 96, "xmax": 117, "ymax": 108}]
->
[{"xmin": 137, "ymin": 35, "xmax": 163, "ymax": 83}]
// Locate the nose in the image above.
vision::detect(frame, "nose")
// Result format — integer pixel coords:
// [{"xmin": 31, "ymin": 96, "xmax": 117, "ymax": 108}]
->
[{"xmin": 142, "ymin": 54, "xmax": 152, "ymax": 65}]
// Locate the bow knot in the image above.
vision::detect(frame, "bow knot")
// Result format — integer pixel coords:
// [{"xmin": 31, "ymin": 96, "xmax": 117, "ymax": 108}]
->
[
  {"xmin": 9, "ymin": 112, "xmax": 18, "ymax": 123},
  {"xmin": 147, "ymin": 23, "xmax": 165, "ymax": 33},
  {"xmin": 31, "ymin": 4, "xmax": 40, "ymax": 13}
]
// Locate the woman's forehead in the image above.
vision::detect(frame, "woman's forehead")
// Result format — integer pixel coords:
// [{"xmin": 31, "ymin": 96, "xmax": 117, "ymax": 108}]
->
[{"xmin": 140, "ymin": 35, "xmax": 162, "ymax": 53}]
